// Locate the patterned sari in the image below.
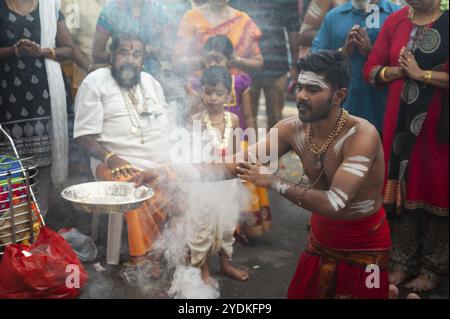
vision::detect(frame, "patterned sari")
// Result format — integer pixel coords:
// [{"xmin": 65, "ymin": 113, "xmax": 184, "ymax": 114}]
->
[
  {"xmin": 364, "ymin": 8, "xmax": 449, "ymax": 217},
  {"xmin": 176, "ymin": 8, "xmax": 262, "ymax": 73}
]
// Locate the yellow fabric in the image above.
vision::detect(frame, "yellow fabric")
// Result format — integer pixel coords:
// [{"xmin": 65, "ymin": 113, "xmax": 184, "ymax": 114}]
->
[
  {"xmin": 176, "ymin": 7, "xmax": 262, "ymax": 74},
  {"xmin": 61, "ymin": 0, "xmax": 106, "ymax": 90},
  {"xmin": 238, "ymin": 141, "xmax": 272, "ymax": 237}
]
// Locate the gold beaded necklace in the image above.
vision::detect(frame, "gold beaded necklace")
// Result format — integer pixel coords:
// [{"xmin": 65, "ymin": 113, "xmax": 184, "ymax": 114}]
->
[{"xmin": 306, "ymin": 109, "xmax": 349, "ymax": 166}]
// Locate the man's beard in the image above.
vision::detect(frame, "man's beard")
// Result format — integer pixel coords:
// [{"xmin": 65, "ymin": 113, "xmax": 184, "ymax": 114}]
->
[
  {"xmin": 112, "ymin": 64, "xmax": 141, "ymax": 89},
  {"xmin": 297, "ymin": 95, "xmax": 334, "ymax": 123}
]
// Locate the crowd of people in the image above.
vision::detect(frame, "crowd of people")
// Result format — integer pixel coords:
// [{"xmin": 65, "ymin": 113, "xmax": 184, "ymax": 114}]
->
[{"xmin": 0, "ymin": 0, "xmax": 448, "ymax": 299}]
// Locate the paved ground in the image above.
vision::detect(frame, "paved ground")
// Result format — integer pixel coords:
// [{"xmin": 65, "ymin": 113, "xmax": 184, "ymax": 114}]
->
[{"xmin": 44, "ymin": 99, "xmax": 448, "ymax": 299}]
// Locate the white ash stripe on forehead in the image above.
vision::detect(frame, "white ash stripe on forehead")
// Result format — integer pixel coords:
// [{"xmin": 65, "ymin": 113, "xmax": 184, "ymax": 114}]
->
[
  {"xmin": 327, "ymin": 190, "xmax": 346, "ymax": 212},
  {"xmin": 298, "ymin": 71, "xmax": 329, "ymax": 89},
  {"xmin": 334, "ymin": 126, "xmax": 357, "ymax": 154},
  {"xmin": 347, "ymin": 156, "xmax": 371, "ymax": 163}
]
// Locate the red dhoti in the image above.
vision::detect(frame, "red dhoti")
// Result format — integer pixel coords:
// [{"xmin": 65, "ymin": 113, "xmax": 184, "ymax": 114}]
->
[{"xmin": 288, "ymin": 208, "xmax": 392, "ymax": 299}]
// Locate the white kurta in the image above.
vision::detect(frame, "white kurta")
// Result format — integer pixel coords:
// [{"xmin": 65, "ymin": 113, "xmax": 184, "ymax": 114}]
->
[{"xmin": 73, "ymin": 68, "xmax": 173, "ymax": 171}]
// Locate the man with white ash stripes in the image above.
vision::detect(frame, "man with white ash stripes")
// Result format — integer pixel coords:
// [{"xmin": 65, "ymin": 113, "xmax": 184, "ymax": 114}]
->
[{"xmin": 135, "ymin": 51, "xmax": 392, "ymax": 299}]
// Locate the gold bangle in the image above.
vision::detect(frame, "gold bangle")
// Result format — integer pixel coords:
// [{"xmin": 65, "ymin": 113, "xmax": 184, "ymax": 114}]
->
[
  {"xmin": 104, "ymin": 152, "xmax": 115, "ymax": 165},
  {"xmin": 48, "ymin": 48, "xmax": 56, "ymax": 60},
  {"xmin": 423, "ymin": 70, "xmax": 432, "ymax": 81},
  {"xmin": 379, "ymin": 66, "xmax": 389, "ymax": 83}
]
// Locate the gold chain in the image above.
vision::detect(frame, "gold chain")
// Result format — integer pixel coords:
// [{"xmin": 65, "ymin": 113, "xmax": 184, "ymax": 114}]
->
[
  {"xmin": 306, "ymin": 109, "xmax": 350, "ymax": 157},
  {"xmin": 8, "ymin": 0, "xmax": 37, "ymax": 16}
]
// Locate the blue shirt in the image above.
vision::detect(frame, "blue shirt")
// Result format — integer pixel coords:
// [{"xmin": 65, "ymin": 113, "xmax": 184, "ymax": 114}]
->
[{"xmin": 312, "ymin": 0, "xmax": 400, "ymax": 132}]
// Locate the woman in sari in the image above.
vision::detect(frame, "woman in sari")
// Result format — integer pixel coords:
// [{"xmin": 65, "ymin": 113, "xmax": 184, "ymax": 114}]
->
[
  {"xmin": 363, "ymin": 0, "xmax": 449, "ymax": 293},
  {"xmin": 174, "ymin": 0, "xmax": 263, "ymax": 75},
  {"xmin": 0, "ymin": 0, "xmax": 74, "ymax": 217}
]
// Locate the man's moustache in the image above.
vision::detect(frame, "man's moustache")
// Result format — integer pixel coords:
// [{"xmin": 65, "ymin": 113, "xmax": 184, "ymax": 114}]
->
[
  {"xmin": 120, "ymin": 64, "xmax": 138, "ymax": 71},
  {"xmin": 297, "ymin": 103, "xmax": 311, "ymax": 110}
]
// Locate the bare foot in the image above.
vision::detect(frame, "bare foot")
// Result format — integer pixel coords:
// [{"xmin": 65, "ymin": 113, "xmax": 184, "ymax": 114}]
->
[
  {"xmin": 200, "ymin": 263, "xmax": 219, "ymax": 289},
  {"xmin": 406, "ymin": 293, "xmax": 421, "ymax": 299},
  {"xmin": 220, "ymin": 258, "xmax": 249, "ymax": 282},
  {"xmin": 389, "ymin": 270, "xmax": 408, "ymax": 286},
  {"xmin": 404, "ymin": 274, "xmax": 438, "ymax": 292},
  {"xmin": 389, "ymin": 284, "xmax": 399, "ymax": 299}
]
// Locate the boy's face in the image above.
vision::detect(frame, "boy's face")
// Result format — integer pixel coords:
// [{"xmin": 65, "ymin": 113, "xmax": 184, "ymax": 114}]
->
[
  {"xmin": 201, "ymin": 84, "xmax": 229, "ymax": 111},
  {"xmin": 204, "ymin": 51, "xmax": 228, "ymax": 69}
]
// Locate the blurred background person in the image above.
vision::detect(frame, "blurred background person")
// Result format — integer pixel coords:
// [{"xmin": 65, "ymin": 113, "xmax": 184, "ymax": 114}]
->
[
  {"xmin": 61, "ymin": 0, "xmax": 106, "ymax": 97},
  {"xmin": 61, "ymin": 0, "xmax": 106, "ymax": 180},
  {"xmin": 312, "ymin": 0, "xmax": 400, "ymax": 133},
  {"xmin": 299, "ymin": 0, "xmax": 347, "ymax": 53},
  {"xmin": 230, "ymin": 0, "xmax": 301, "ymax": 130},
  {"xmin": 174, "ymin": 0, "xmax": 263, "ymax": 76},
  {"xmin": 0, "ymin": 0, "xmax": 74, "ymax": 217},
  {"xmin": 364, "ymin": 0, "xmax": 448, "ymax": 293},
  {"xmin": 92, "ymin": 0, "xmax": 172, "ymax": 77}
]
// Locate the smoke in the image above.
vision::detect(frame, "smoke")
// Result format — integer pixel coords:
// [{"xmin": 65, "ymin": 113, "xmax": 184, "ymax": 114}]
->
[
  {"xmin": 169, "ymin": 265, "xmax": 220, "ymax": 299},
  {"xmin": 65, "ymin": 0, "xmax": 253, "ymax": 299},
  {"xmin": 149, "ymin": 164, "xmax": 246, "ymax": 299}
]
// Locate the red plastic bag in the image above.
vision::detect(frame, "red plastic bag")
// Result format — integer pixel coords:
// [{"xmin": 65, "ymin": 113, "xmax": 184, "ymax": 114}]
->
[{"xmin": 0, "ymin": 226, "xmax": 88, "ymax": 299}]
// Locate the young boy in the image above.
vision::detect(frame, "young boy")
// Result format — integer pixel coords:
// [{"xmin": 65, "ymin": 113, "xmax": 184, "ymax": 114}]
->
[{"xmin": 187, "ymin": 66, "xmax": 249, "ymax": 285}]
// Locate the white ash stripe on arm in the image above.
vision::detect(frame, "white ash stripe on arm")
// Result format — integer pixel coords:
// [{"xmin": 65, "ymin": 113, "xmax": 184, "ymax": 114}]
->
[
  {"xmin": 342, "ymin": 163, "xmax": 369, "ymax": 178},
  {"xmin": 272, "ymin": 180, "xmax": 291, "ymax": 195},
  {"xmin": 327, "ymin": 189, "xmax": 347, "ymax": 212},
  {"xmin": 343, "ymin": 163, "xmax": 369, "ymax": 172},
  {"xmin": 349, "ymin": 200, "xmax": 375, "ymax": 214},
  {"xmin": 347, "ymin": 156, "xmax": 371, "ymax": 163},
  {"xmin": 308, "ymin": 2, "xmax": 324, "ymax": 19},
  {"xmin": 333, "ymin": 188, "xmax": 349, "ymax": 201},
  {"xmin": 300, "ymin": 23, "xmax": 315, "ymax": 33},
  {"xmin": 334, "ymin": 126, "xmax": 357, "ymax": 155}
]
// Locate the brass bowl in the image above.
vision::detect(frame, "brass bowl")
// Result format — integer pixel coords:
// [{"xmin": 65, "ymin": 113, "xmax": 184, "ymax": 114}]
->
[{"xmin": 61, "ymin": 182, "xmax": 154, "ymax": 214}]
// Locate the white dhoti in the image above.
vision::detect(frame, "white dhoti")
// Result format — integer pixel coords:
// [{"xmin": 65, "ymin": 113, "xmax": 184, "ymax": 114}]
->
[{"xmin": 185, "ymin": 179, "xmax": 240, "ymax": 267}]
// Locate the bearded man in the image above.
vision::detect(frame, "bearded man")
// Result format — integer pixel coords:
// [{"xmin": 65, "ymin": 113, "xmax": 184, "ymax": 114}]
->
[
  {"xmin": 73, "ymin": 33, "xmax": 174, "ymax": 275},
  {"xmin": 135, "ymin": 51, "xmax": 392, "ymax": 298}
]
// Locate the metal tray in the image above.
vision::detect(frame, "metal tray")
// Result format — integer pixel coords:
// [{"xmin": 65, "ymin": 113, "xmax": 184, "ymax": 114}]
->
[{"xmin": 61, "ymin": 182, "xmax": 154, "ymax": 214}]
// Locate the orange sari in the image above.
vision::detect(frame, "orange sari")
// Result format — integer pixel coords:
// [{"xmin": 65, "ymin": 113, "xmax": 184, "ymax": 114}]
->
[
  {"xmin": 176, "ymin": 8, "xmax": 262, "ymax": 73},
  {"xmin": 95, "ymin": 164, "xmax": 174, "ymax": 258}
]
